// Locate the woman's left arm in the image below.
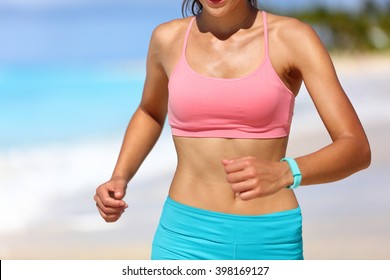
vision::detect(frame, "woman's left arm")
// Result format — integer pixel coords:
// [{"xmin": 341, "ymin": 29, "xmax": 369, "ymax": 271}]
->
[{"xmin": 290, "ymin": 21, "xmax": 371, "ymax": 185}]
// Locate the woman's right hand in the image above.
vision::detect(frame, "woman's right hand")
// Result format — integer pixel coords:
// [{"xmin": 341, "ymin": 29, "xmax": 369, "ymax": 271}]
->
[{"xmin": 94, "ymin": 176, "xmax": 129, "ymax": 223}]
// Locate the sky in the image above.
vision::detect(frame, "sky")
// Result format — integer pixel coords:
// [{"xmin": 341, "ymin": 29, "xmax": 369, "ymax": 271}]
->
[{"xmin": 0, "ymin": 0, "xmax": 389, "ymax": 64}]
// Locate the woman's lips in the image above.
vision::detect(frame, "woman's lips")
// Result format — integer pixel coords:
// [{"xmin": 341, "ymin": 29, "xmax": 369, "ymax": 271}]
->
[{"xmin": 208, "ymin": 0, "xmax": 224, "ymax": 5}]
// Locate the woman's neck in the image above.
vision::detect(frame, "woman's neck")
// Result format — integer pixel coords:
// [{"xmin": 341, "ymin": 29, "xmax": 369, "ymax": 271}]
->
[{"xmin": 197, "ymin": 3, "xmax": 257, "ymax": 39}]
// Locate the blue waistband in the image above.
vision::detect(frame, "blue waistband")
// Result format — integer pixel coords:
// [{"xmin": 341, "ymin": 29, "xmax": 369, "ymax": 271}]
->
[
  {"xmin": 165, "ymin": 196, "xmax": 301, "ymax": 220},
  {"xmin": 159, "ymin": 197, "xmax": 302, "ymax": 244}
]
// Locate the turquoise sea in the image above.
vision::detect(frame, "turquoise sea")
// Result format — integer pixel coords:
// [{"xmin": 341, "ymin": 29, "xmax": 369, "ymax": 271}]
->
[{"xmin": 0, "ymin": 63, "xmax": 145, "ymax": 148}]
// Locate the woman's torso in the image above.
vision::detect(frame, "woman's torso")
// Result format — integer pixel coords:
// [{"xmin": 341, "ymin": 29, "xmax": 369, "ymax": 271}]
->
[{"xmin": 159, "ymin": 11, "xmax": 302, "ymax": 214}]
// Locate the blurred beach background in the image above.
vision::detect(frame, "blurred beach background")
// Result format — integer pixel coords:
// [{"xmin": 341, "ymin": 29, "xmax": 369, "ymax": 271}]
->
[{"xmin": 0, "ymin": 0, "xmax": 389, "ymax": 260}]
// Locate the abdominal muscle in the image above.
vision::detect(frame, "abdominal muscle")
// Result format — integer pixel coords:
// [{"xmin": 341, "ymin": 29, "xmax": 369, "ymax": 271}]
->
[{"xmin": 168, "ymin": 136, "xmax": 299, "ymax": 215}]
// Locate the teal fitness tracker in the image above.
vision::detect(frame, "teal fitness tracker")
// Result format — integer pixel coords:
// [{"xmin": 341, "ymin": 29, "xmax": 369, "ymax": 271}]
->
[{"xmin": 281, "ymin": 158, "xmax": 302, "ymax": 189}]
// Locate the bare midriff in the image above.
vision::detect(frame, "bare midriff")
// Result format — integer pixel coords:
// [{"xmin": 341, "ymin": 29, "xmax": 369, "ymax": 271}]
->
[{"xmin": 168, "ymin": 136, "xmax": 299, "ymax": 215}]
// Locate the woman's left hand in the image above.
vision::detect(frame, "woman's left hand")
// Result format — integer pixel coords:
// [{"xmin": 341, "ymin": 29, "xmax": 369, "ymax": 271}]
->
[{"xmin": 222, "ymin": 156, "xmax": 292, "ymax": 200}]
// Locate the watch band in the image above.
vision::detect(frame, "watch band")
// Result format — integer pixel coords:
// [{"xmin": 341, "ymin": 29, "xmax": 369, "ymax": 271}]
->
[{"xmin": 280, "ymin": 158, "xmax": 302, "ymax": 189}]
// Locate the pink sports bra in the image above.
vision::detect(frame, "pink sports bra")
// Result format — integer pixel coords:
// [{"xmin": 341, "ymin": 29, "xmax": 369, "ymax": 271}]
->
[{"xmin": 168, "ymin": 12, "xmax": 295, "ymax": 139}]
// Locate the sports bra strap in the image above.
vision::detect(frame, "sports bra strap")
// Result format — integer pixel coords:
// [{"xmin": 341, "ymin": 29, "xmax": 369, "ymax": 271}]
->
[
  {"xmin": 262, "ymin": 11, "xmax": 269, "ymax": 56},
  {"xmin": 182, "ymin": 17, "xmax": 196, "ymax": 56}
]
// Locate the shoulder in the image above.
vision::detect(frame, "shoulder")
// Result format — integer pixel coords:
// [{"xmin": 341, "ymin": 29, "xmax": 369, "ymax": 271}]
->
[
  {"xmin": 145, "ymin": 17, "xmax": 193, "ymax": 74},
  {"xmin": 265, "ymin": 12, "xmax": 330, "ymax": 69},
  {"xmin": 266, "ymin": 12, "xmax": 321, "ymax": 47},
  {"xmin": 149, "ymin": 17, "xmax": 193, "ymax": 50}
]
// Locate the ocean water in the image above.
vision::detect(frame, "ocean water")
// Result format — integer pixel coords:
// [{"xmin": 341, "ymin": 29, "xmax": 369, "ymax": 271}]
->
[
  {"xmin": 0, "ymin": 63, "xmax": 145, "ymax": 148},
  {"xmin": 0, "ymin": 56, "xmax": 389, "ymax": 259}
]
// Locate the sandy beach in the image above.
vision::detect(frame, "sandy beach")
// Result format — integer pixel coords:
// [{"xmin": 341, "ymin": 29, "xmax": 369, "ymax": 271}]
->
[{"xmin": 1, "ymin": 54, "xmax": 389, "ymax": 260}]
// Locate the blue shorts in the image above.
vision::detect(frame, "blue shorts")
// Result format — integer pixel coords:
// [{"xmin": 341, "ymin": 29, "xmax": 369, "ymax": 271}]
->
[{"xmin": 151, "ymin": 197, "xmax": 303, "ymax": 260}]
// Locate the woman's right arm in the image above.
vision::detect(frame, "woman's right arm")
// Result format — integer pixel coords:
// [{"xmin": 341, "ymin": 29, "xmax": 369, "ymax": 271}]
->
[{"xmin": 94, "ymin": 25, "xmax": 170, "ymax": 222}]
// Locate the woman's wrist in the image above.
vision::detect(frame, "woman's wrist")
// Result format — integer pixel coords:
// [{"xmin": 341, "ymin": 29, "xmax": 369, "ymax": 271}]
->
[
  {"xmin": 111, "ymin": 161, "xmax": 139, "ymax": 183},
  {"xmin": 111, "ymin": 173, "xmax": 131, "ymax": 184},
  {"xmin": 279, "ymin": 161, "xmax": 294, "ymax": 189}
]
